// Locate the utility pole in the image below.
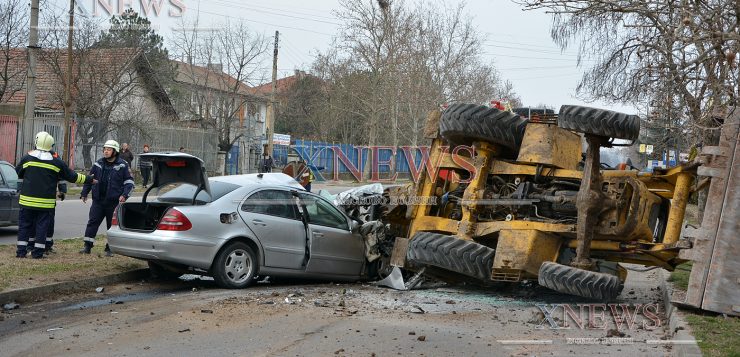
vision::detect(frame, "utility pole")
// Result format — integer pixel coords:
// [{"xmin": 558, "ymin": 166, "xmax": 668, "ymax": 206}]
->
[
  {"xmin": 266, "ymin": 30, "xmax": 279, "ymax": 157},
  {"xmin": 19, "ymin": 0, "xmax": 40, "ymax": 162},
  {"xmin": 62, "ymin": 0, "xmax": 75, "ymax": 164}
]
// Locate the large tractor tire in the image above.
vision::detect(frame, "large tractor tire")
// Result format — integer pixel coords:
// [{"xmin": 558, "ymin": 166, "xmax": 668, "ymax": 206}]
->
[
  {"xmin": 538, "ymin": 261, "xmax": 623, "ymax": 301},
  {"xmin": 558, "ymin": 105, "xmax": 640, "ymax": 141},
  {"xmin": 406, "ymin": 231, "xmax": 495, "ymax": 282},
  {"xmin": 439, "ymin": 103, "xmax": 528, "ymax": 152}
]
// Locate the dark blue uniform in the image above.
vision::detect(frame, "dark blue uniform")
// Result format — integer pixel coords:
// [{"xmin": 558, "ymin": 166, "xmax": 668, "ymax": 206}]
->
[
  {"xmin": 15, "ymin": 150, "xmax": 91, "ymax": 258},
  {"xmin": 28, "ymin": 181, "xmax": 67, "ymax": 254},
  {"xmin": 80, "ymin": 156, "xmax": 134, "ymax": 252}
]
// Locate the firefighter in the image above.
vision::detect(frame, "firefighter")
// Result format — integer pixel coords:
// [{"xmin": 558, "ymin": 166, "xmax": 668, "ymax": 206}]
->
[
  {"xmin": 15, "ymin": 132, "xmax": 95, "ymax": 259},
  {"xmin": 27, "ymin": 180, "xmax": 67, "ymax": 255},
  {"xmin": 80, "ymin": 140, "xmax": 134, "ymax": 256}
]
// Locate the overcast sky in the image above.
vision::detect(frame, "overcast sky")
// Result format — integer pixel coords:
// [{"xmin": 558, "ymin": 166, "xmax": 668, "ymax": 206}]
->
[{"xmin": 45, "ymin": 0, "xmax": 639, "ymax": 115}]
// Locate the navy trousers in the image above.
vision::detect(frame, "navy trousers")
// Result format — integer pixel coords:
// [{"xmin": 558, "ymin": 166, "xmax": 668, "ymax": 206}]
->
[
  {"xmin": 28, "ymin": 209, "xmax": 56, "ymax": 250},
  {"xmin": 83, "ymin": 200, "xmax": 118, "ymax": 249},
  {"xmin": 17, "ymin": 208, "xmax": 52, "ymax": 258}
]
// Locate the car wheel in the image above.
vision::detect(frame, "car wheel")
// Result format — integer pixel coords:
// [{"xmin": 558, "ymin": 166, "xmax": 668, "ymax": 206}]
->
[
  {"xmin": 148, "ymin": 261, "xmax": 184, "ymax": 280},
  {"xmin": 212, "ymin": 242, "xmax": 258, "ymax": 289}
]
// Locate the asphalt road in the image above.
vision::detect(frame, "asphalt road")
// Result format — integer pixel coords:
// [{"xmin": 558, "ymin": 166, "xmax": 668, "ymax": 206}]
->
[
  {"xmin": 0, "ymin": 183, "xmax": 363, "ymax": 245},
  {"xmin": 0, "ymin": 269, "xmax": 676, "ymax": 356}
]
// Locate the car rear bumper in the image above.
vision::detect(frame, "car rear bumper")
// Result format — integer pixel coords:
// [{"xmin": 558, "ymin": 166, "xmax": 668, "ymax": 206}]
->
[{"xmin": 107, "ymin": 227, "xmax": 219, "ymax": 270}]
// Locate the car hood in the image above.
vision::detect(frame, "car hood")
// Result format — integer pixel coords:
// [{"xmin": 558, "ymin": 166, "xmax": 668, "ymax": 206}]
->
[{"xmin": 143, "ymin": 152, "xmax": 210, "ymax": 196}]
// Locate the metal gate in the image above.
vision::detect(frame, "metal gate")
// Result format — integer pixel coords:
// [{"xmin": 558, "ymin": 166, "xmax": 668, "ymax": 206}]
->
[{"xmin": 0, "ymin": 116, "xmax": 18, "ymax": 163}]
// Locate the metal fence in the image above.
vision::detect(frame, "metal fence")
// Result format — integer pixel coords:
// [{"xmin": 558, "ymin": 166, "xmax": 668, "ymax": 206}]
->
[{"xmin": 74, "ymin": 120, "xmax": 219, "ymax": 173}]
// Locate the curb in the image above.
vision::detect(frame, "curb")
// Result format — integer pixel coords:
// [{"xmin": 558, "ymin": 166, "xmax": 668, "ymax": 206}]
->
[
  {"xmin": 0, "ymin": 268, "xmax": 150, "ymax": 305},
  {"xmin": 659, "ymin": 270, "xmax": 703, "ymax": 357}
]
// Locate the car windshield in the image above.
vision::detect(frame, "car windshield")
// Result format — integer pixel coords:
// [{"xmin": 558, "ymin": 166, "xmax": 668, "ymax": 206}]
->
[{"xmin": 157, "ymin": 180, "xmax": 240, "ymax": 204}]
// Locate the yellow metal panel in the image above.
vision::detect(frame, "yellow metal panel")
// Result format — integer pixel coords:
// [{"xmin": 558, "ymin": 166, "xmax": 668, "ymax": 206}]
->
[
  {"xmin": 516, "ymin": 123, "xmax": 581, "ymax": 170},
  {"xmin": 492, "ymin": 230, "xmax": 562, "ymax": 279},
  {"xmin": 476, "ymin": 221, "xmax": 576, "ymax": 237},
  {"xmin": 490, "ymin": 161, "xmax": 583, "ymax": 179}
]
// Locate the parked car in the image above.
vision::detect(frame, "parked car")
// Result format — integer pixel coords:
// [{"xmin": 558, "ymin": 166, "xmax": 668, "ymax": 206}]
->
[
  {"xmin": 0, "ymin": 160, "xmax": 20, "ymax": 227},
  {"xmin": 107, "ymin": 153, "xmax": 372, "ymax": 288}
]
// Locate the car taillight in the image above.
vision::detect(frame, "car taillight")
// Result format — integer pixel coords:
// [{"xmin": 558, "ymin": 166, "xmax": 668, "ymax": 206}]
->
[
  {"xmin": 157, "ymin": 208, "xmax": 193, "ymax": 231},
  {"xmin": 111, "ymin": 206, "xmax": 119, "ymax": 226}
]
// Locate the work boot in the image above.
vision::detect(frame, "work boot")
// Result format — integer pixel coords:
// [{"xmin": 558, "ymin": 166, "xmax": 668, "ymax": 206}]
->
[
  {"xmin": 79, "ymin": 243, "xmax": 92, "ymax": 254},
  {"xmin": 104, "ymin": 244, "xmax": 113, "ymax": 257},
  {"xmin": 44, "ymin": 247, "xmax": 56, "ymax": 255},
  {"xmin": 31, "ymin": 249, "xmax": 45, "ymax": 259}
]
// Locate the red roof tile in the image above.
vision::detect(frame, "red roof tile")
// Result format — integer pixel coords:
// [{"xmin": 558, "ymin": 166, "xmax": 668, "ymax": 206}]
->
[{"xmin": 1, "ymin": 48, "xmax": 140, "ymax": 110}]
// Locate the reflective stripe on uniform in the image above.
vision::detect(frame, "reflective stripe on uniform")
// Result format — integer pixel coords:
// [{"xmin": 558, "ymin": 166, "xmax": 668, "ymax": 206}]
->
[
  {"xmin": 23, "ymin": 161, "xmax": 60, "ymax": 172},
  {"xmin": 19, "ymin": 195, "xmax": 56, "ymax": 209},
  {"xmin": 34, "ymin": 243, "xmax": 45, "ymax": 249},
  {"xmin": 17, "ymin": 241, "xmax": 27, "ymax": 246},
  {"xmin": 124, "ymin": 179, "xmax": 134, "ymax": 186},
  {"xmin": 94, "ymin": 163, "xmax": 102, "ymax": 169},
  {"xmin": 75, "ymin": 173, "xmax": 87, "ymax": 184},
  {"xmin": 83, "ymin": 237, "xmax": 96, "ymax": 242}
]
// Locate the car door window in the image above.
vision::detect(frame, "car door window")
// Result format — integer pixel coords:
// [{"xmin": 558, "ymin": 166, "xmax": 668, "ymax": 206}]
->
[
  {"xmin": 0, "ymin": 164, "xmax": 17, "ymax": 188},
  {"xmin": 299, "ymin": 193, "xmax": 348, "ymax": 230},
  {"xmin": 242, "ymin": 190, "xmax": 298, "ymax": 220}
]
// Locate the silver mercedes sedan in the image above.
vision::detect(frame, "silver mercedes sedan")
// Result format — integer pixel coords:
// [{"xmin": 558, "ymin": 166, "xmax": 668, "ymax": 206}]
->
[{"xmin": 107, "ymin": 153, "xmax": 371, "ymax": 288}]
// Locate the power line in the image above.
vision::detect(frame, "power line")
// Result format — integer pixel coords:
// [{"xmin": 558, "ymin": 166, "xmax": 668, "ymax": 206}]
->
[
  {"xmin": 209, "ymin": 0, "xmax": 342, "ymax": 26},
  {"xmin": 483, "ymin": 43, "xmax": 583, "ymax": 56},
  {"xmin": 496, "ymin": 64, "xmax": 580, "ymax": 71},
  {"xmin": 210, "ymin": 0, "xmax": 340, "ymax": 22},
  {"xmin": 483, "ymin": 38, "xmax": 580, "ymax": 55},
  {"xmin": 194, "ymin": 8, "xmax": 334, "ymax": 36},
  {"xmin": 508, "ymin": 72, "xmax": 583, "ymax": 80},
  {"xmin": 482, "ymin": 52, "xmax": 597, "ymax": 62}
]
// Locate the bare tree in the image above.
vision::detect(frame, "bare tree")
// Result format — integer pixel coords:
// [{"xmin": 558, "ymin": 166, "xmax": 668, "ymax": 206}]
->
[
  {"xmin": 170, "ymin": 18, "xmax": 269, "ymax": 173},
  {"xmin": 0, "ymin": 0, "xmax": 29, "ymax": 103},
  {"xmin": 304, "ymin": 0, "xmax": 520, "ymax": 150},
  {"xmin": 516, "ymin": 0, "xmax": 739, "ymax": 142},
  {"xmin": 39, "ymin": 11, "xmax": 161, "ymax": 167}
]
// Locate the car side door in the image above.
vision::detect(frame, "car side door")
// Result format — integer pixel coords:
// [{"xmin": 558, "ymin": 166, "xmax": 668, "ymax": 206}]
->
[
  {"xmin": 299, "ymin": 193, "xmax": 365, "ymax": 276},
  {"xmin": 239, "ymin": 189, "xmax": 307, "ymax": 270},
  {"xmin": 0, "ymin": 163, "xmax": 20, "ymax": 224}
]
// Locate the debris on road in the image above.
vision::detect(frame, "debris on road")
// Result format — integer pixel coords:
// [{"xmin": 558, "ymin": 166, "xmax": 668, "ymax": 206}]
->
[
  {"xmin": 95, "ymin": 287, "xmax": 104, "ymax": 293},
  {"xmin": 178, "ymin": 328, "xmax": 190, "ymax": 333},
  {"xmin": 200, "ymin": 309, "xmax": 213, "ymax": 314},
  {"xmin": 3, "ymin": 302, "xmax": 20, "ymax": 311},
  {"xmin": 46, "ymin": 327, "xmax": 63, "ymax": 332}
]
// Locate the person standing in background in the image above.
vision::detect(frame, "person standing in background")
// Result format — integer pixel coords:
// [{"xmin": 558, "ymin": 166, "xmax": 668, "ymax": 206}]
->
[
  {"xmin": 138, "ymin": 144, "xmax": 153, "ymax": 188},
  {"xmin": 120, "ymin": 143, "xmax": 134, "ymax": 168}
]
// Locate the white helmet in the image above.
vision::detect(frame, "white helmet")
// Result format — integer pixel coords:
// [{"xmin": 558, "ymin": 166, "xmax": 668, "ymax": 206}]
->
[
  {"xmin": 103, "ymin": 139, "xmax": 120, "ymax": 153},
  {"xmin": 35, "ymin": 131, "xmax": 55, "ymax": 151}
]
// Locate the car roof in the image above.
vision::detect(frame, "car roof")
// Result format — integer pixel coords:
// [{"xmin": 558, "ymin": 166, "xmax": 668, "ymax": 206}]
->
[
  {"xmin": 210, "ymin": 173, "xmax": 305, "ymax": 191},
  {"xmin": 0, "ymin": 161, "xmax": 12, "ymax": 166}
]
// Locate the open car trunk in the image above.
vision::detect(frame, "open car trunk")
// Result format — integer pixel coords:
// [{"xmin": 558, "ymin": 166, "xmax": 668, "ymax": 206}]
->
[
  {"xmin": 119, "ymin": 202, "xmax": 174, "ymax": 232},
  {"xmin": 117, "ymin": 152, "xmax": 209, "ymax": 232}
]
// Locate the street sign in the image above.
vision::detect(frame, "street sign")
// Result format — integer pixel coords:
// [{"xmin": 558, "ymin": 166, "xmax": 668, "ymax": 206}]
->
[
  {"xmin": 273, "ymin": 133, "xmax": 291, "ymax": 146},
  {"xmin": 646, "ymin": 145, "xmax": 653, "ymax": 154},
  {"xmin": 639, "ymin": 144, "xmax": 646, "ymax": 153}
]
